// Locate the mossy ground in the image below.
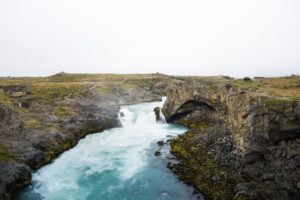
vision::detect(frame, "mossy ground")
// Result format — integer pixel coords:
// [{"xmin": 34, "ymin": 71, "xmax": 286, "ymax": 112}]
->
[
  {"xmin": 53, "ymin": 106, "xmax": 76, "ymax": 117},
  {"xmin": 0, "ymin": 89, "xmax": 22, "ymax": 113},
  {"xmin": 232, "ymin": 79, "xmax": 262, "ymax": 89},
  {"xmin": 22, "ymin": 115, "xmax": 59, "ymax": 131},
  {"xmin": 233, "ymin": 76, "xmax": 300, "ymax": 100},
  {"xmin": 30, "ymin": 83, "xmax": 84, "ymax": 104},
  {"xmin": 0, "ymin": 73, "xmax": 174, "ymax": 154},
  {"xmin": 0, "ymin": 146, "xmax": 17, "ymax": 162},
  {"xmin": 0, "ymin": 73, "xmax": 298, "ymax": 199},
  {"xmin": 263, "ymin": 98, "xmax": 297, "ymax": 110},
  {"xmin": 1, "ymin": 74, "xmax": 299, "ymax": 108},
  {"xmin": 0, "ymin": 73, "xmax": 173, "ymax": 105},
  {"xmin": 23, "ymin": 118, "xmax": 39, "ymax": 129},
  {"xmin": 0, "ymin": 73, "xmax": 177, "ymax": 133},
  {"xmin": 170, "ymin": 123, "xmax": 241, "ymax": 200}
]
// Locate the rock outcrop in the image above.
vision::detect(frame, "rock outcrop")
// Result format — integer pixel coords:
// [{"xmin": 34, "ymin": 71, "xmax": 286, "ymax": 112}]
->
[
  {"xmin": 154, "ymin": 107, "xmax": 163, "ymax": 122},
  {"xmin": 0, "ymin": 73, "xmax": 176, "ymax": 199},
  {"xmin": 1, "ymin": 74, "xmax": 299, "ymax": 199},
  {"xmin": 163, "ymin": 80, "xmax": 300, "ymax": 199}
]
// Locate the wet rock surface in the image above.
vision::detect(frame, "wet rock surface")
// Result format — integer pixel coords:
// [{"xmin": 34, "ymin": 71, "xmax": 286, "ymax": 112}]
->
[
  {"xmin": 163, "ymin": 79, "xmax": 300, "ymax": 200},
  {"xmin": 0, "ymin": 73, "xmax": 177, "ymax": 199},
  {"xmin": 154, "ymin": 151, "xmax": 161, "ymax": 156},
  {"xmin": 154, "ymin": 107, "xmax": 161, "ymax": 121},
  {"xmin": 157, "ymin": 141, "xmax": 164, "ymax": 146},
  {"xmin": 1, "ymin": 74, "xmax": 299, "ymax": 199}
]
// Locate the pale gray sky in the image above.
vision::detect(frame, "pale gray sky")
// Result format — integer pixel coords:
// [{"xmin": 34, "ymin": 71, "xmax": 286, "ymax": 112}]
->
[{"xmin": 0, "ymin": 0, "xmax": 299, "ymax": 77}]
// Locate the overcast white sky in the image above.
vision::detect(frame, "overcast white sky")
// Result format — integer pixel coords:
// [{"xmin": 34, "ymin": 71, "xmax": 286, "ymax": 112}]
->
[{"xmin": 0, "ymin": 0, "xmax": 299, "ymax": 77}]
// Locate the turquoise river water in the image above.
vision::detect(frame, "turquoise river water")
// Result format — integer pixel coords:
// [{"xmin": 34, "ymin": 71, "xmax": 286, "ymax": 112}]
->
[{"xmin": 15, "ymin": 98, "xmax": 201, "ymax": 200}]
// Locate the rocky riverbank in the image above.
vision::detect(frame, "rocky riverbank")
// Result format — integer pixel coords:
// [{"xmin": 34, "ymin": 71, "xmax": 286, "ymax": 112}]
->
[
  {"xmin": 1, "ymin": 74, "xmax": 299, "ymax": 200},
  {"xmin": 0, "ymin": 73, "xmax": 177, "ymax": 199},
  {"xmin": 163, "ymin": 76, "xmax": 300, "ymax": 200}
]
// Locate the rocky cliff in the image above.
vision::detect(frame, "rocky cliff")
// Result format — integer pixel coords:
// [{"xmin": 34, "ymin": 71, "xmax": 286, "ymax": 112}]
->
[
  {"xmin": 1, "ymin": 74, "xmax": 299, "ymax": 200},
  {"xmin": 0, "ymin": 73, "xmax": 176, "ymax": 199},
  {"xmin": 163, "ymin": 76, "xmax": 300, "ymax": 200}
]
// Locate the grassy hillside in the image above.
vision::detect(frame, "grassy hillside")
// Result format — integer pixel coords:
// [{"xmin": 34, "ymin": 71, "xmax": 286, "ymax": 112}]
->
[{"xmin": 0, "ymin": 74, "xmax": 299, "ymax": 110}]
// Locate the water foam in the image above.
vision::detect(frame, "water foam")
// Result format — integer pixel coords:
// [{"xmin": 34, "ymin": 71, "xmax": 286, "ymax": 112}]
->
[{"xmin": 15, "ymin": 98, "xmax": 200, "ymax": 200}]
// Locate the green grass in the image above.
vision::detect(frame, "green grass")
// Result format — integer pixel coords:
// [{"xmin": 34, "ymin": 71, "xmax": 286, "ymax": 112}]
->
[
  {"xmin": 0, "ymin": 74, "xmax": 299, "ymax": 108},
  {"xmin": 47, "ymin": 73, "xmax": 157, "ymax": 82},
  {"xmin": 23, "ymin": 117, "xmax": 60, "ymax": 131},
  {"xmin": 53, "ymin": 106, "xmax": 76, "ymax": 117},
  {"xmin": 121, "ymin": 83, "xmax": 138, "ymax": 91},
  {"xmin": 170, "ymin": 128, "xmax": 239, "ymax": 199},
  {"xmin": 0, "ymin": 89, "xmax": 16, "ymax": 108},
  {"xmin": 264, "ymin": 98, "xmax": 296, "ymax": 110},
  {"xmin": 229, "ymin": 76, "xmax": 300, "ymax": 100},
  {"xmin": 23, "ymin": 118, "xmax": 39, "ymax": 129},
  {"xmin": 92, "ymin": 86, "xmax": 112, "ymax": 95},
  {"xmin": 0, "ymin": 146, "xmax": 17, "ymax": 161},
  {"xmin": 232, "ymin": 79, "xmax": 262, "ymax": 89},
  {"xmin": 30, "ymin": 83, "xmax": 84, "ymax": 104},
  {"xmin": 258, "ymin": 77, "xmax": 300, "ymax": 99}
]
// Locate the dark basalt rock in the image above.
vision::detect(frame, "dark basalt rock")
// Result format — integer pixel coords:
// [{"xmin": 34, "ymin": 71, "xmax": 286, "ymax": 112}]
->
[
  {"xmin": 243, "ymin": 77, "xmax": 252, "ymax": 81},
  {"xmin": 0, "ymin": 162, "xmax": 31, "ymax": 200},
  {"xmin": 0, "ymin": 76, "xmax": 172, "ymax": 199},
  {"xmin": 163, "ymin": 82, "xmax": 300, "ymax": 200},
  {"xmin": 154, "ymin": 151, "xmax": 161, "ymax": 156},
  {"xmin": 154, "ymin": 107, "xmax": 162, "ymax": 122}
]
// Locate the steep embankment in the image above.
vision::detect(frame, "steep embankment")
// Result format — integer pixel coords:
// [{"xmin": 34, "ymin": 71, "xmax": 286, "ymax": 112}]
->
[
  {"xmin": 0, "ymin": 73, "xmax": 175, "ymax": 199},
  {"xmin": 163, "ymin": 76, "xmax": 300, "ymax": 200}
]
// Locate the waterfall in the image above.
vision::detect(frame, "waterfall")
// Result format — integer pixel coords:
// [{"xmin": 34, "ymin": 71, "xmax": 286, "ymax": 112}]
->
[{"xmin": 15, "ymin": 98, "xmax": 200, "ymax": 200}]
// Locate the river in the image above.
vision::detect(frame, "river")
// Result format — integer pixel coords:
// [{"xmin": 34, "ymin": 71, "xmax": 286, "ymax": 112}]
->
[{"xmin": 15, "ymin": 98, "xmax": 200, "ymax": 200}]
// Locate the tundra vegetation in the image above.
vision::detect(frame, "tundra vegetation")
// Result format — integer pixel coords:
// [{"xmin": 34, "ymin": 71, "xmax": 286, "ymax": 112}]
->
[
  {"xmin": 163, "ymin": 75, "xmax": 300, "ymax": 200},
  {"xmin": 0, "ymin": 73, "xmax": 299, "ymax": 199}
]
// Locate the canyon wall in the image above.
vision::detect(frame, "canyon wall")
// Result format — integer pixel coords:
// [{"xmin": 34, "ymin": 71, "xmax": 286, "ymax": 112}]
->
[
  {"xmin": 163, "ymin": 79, "xmax": 300, "ymax": 200},
  {"xmin": 0, "ymin": 73, "xmax": 172, "ymax": 199}
]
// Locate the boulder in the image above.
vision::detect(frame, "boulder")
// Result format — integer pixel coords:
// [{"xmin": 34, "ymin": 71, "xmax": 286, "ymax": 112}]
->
[
  {"xmin": 154, "ymin": 107, "xmax": 163, "ymax": 122},
  {"xmin": 154, "ymin": 151, "xmax": 161, "ymax": 156}
]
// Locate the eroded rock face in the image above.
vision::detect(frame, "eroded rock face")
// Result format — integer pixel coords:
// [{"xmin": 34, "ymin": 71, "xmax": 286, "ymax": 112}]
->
[
  {"xmin": 0, "ymin": 77, "xmax": 169, "ymax": 199},
  {"xmin": 163, "ymin": 83, "xmax": 300, "ymax": 199},
  {"xmin": 0, "ymin": 100, "xmax": 121, "ymax": 199},
  {"xmin": 0, "ymin": 162, "xmax": 31, "ymax": 200},
  {"xmin": 0, "ymin": 105, "xmax": 23, "ymax": 139}
]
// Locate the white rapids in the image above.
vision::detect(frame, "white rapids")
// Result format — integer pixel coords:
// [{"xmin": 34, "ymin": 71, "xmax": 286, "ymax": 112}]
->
[{"xmin": 15, "ymin": 97, "xmax": 201, "ymax": 200}]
